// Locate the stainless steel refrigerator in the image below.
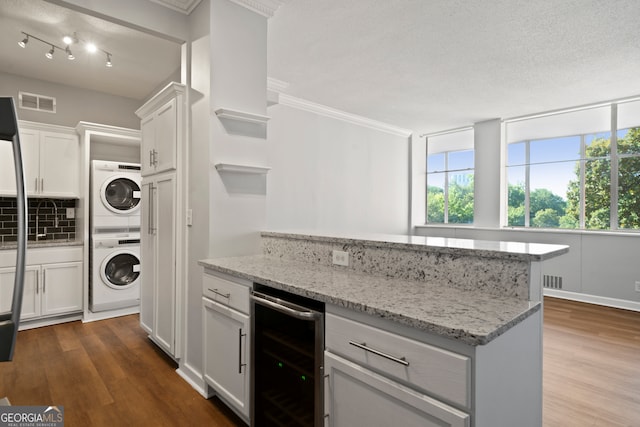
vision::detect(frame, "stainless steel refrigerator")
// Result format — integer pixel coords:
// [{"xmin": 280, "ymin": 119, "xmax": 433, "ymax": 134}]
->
[{"xmin": 0, "ymin": 97, "xmax": 27, "ymax": 362}]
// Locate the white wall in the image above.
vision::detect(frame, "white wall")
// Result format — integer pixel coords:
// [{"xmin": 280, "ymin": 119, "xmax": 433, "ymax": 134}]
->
[
  {"xmin": 266, "ymin": 104, "xmax": 410, "ymax": 235},
  {"xmin": 182, "ymin": 0, "xmax": 211, "ymax": 390},
  {"xmin": 0, "ymin": 71, "xmax": 141, "ymax": 129}
]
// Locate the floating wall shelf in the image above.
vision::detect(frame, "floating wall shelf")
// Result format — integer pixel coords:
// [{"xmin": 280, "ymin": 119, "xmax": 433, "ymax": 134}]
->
[
  {"xmin": 214, "ymin": 163, "xmax": 271, "ymax": 174},
  {"xmin": 214, "ymin": 108, "xmax": 270, "ymax": 125}
]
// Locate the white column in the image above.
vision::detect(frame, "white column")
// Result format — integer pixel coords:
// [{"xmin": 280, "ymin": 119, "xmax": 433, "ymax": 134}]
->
[{"xmin": 474, "ymin": 119, "xmax": 501, "ymax": 227}]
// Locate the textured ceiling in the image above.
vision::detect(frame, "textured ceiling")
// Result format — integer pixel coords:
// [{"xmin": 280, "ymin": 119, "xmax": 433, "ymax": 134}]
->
[
  {"xmin": 268, "ymin": 0, "xmax": 640, "ymax": 134},
  {"xmin": 0, "ymin": 0, "xmax": 181, "ymax": 100}
]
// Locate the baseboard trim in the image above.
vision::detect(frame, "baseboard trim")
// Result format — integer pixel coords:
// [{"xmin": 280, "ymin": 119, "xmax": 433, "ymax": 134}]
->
[
  {"xmin": 177, "ymin": 363, "xmax": 212, "ymax": 398},
  {"xmin": 544, "ymin": 289, "xmax": 640, "ymax": 312}
]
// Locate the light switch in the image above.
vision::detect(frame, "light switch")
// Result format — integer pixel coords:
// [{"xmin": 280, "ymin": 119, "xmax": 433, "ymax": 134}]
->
[{"xmin": 66, "ymin": 208, "xmax": 75, "ymax": 219}]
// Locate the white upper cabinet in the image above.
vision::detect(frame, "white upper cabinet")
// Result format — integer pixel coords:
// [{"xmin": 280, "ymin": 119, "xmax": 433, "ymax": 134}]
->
[
  {"xmin": 0, "ymin": 122, "xmax": 79, "ymax": 198},
  {"xmin": 136, "ymin": 82, "xmax": 185, "ymax": 177}
]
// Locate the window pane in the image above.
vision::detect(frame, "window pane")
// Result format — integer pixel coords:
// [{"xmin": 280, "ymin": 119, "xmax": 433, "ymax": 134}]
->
[
  {"xmin": 618, "ymin": 156, "xmax": 640, "ymax": 229},
  {"xmin": 448, "ymin": 150, "xmax": 474, "ymax": 171},
  {"xmin": 584, "ymin": 159, "xmax": 610, "ymax": 230},
  {"xmin": 530, "ymin": 136, "xmax": 580, "ymax": 164},
  {"xmin": 529, "ymin": 162, "xmax": 573, "ymax": 228},
  {"xmin": 507, "ymin": 142, "xmax": 525, "ymax": 166},
  {"xmin": 585, "ymin": 132, "xmax": 611, "ymax": 158},
  {"xmin": 448, "ymin": 172, "xmax": 473, "ymax": 224},
  {"xmin": 507, "ymin": 166, "xmax": 525, "ymax": 226},
  {"xmin": 618, "ymin": 127, "xmax": 640, "ymax": 155},
  {"xmin": 427, "ymin": 153, "xmax": 445, "ymax": 172},
  {"xmin": 427, "ymin": 172, "xmax": 445, "ymax": 223}
]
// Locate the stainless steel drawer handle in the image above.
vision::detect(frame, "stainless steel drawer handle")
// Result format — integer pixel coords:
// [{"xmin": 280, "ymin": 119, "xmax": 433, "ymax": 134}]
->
[
  {"xmin": 208, "ymin": 288, "xmax": 231, "ymax": 299},
  {"xmin": 238, "ymin": 328, "xmax": 246, "ymax": 374},
  {"xmin": 348, "ymin": 341, "xmax": 410, "ymax": 366}
]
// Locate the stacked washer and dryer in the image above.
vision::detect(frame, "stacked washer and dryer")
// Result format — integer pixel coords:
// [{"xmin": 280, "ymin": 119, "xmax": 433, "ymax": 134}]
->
[{"xmin": 90, "ymin": 160, "xmax": 142, "ymax": 313}]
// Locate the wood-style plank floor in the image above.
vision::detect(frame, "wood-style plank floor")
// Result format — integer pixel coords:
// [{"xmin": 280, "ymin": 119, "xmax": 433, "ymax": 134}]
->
[
  {"xmin": 543, "ymin": 297, "xmax": 640, "ymax": 427},
  {"xmin": 0, "ymin": 314, "xmax": 245, "ymax": 426},
  {"xmin": 1, "ymin": 297, "xmax": 639, "ymax": 426}
]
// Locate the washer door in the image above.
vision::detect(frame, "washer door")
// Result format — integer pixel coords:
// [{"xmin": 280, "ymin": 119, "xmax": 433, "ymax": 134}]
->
[
  {"xmin": 100, "ymin": 250, "xmax": 141, "ymax": 290},
  {"xmin": 100, "ymin": 175, "xmax": 141, "ymax": 214}
]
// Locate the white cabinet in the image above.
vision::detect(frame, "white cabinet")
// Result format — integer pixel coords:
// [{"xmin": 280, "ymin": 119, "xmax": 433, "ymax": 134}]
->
[
  {"xmin": 0, "ymin": 122, "xmax": 79, "ymax": 197},
  {"xmin": 324, "ymin": 352, "xmax": 469, "ymax": 427},
  {"xmin": 0, "ymin": 261, "xmax": 82, "ymax": 321},
  {"xmin": 324, "ymin": 310, "xmax": 470, "ymax": 427},
  {"xmin": 136, "ymin": 83, "xmax": 184, "ymax": 177},
  {"xmin": 136, "ymin": 82, "xmax": 185, "ymax": 360},
  {"xmin": 140, "ymin": 172, "xmax": 177, "ymax": 357},
  {"xmin": 202, "ymin": 271, "xmax": 251, "ymax": 423}
]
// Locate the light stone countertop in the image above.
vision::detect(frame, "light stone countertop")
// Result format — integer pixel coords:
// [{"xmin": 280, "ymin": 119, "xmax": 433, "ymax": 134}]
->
[
  {"xmin": 199, "ymin": 254, "xmax": 540, "ymax": 346},
  {"xmin": 263, "ymin": 230, "xmax": 569, "ymax": 261},
  {"xmin": 0, "ymin": 240, "xmax": 83, "ymax": 250}
]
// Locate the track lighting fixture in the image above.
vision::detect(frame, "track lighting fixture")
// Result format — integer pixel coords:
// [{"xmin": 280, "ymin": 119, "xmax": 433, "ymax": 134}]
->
[{"xmin": 18, "ymin": 31, "xmax": 113, "ymax": 67}]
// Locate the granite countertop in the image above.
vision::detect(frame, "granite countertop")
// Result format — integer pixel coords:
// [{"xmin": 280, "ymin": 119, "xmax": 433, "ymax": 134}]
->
[
  {"xmin": 199, "ymin": 255, "xmax": 540, "ymax": 346},
  {"xmin": 263, "ymin": 230, "xmax": 569, "ymax": 261},
  {"xmin": 0, "ymin": 240, "xmax": 83, "ymax": 250}
]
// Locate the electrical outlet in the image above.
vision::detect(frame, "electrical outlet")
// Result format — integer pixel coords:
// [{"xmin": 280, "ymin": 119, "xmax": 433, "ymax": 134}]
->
[
  {"xmin": 332, "ymin": 250, "xmax": 349, "ymax": 267},
  {"xmin": 635, "ymin": 281, "xmax": 640, "ymax": 292},
  {"xmin": 66, "ymin": 207, "xmax": 75, "ymax": 219}
]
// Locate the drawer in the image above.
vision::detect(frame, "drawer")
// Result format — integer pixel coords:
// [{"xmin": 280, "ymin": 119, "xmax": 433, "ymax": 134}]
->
[
  {"xmin": 325, "ymin": 313, "xmax": 471, "ymax": 409},
  {"xmin": 203, "ymin": 271, "xmax": 251, "ymax": 314}
]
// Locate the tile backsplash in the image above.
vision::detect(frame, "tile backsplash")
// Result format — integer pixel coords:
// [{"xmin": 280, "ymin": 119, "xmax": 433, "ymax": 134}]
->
[{"xmin": 0, "ymin": 197, "xmax": 77, "ymax": 244}]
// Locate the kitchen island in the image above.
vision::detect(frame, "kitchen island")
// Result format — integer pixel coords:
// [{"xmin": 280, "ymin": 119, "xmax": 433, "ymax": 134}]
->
[{"xmin": 199, "ymin": 231, "xmax": 568, "ymax": 426}]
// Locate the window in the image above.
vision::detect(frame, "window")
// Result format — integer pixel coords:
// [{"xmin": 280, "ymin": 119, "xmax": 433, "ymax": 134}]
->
[
  {"xmin": 505, "ymin": 100, "xmax": 640, "ymax": 231},
  {"xmin": 426, "ymin": 129, "xmax": 474, "ymax": 224}
]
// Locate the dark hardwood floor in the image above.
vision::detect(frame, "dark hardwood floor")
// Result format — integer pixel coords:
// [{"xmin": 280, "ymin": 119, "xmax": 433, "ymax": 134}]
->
[
  {"xmin": 0, "ymin": 314, "xmax": 245, "ymax": 426},
  {"xmin": 1, "ymin": 297, "xmax": 639, "ymax": 426}
]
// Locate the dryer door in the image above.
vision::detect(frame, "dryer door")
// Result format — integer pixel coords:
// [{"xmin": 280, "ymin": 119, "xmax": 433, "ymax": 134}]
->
[
  {"xmin": 101, "ymin": 176, "xmax": 141, "ymax": 214},
  {"xmin": 101, "ymin": 251, "xmax": 141, "ymax": 290}
]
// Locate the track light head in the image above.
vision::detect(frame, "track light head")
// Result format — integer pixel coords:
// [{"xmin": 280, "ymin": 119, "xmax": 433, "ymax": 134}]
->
[
  {"xmin": 106, "ymin": 53, "xmax": 112, "ymax": 68},
  {"xmin": 45, "ymin": 45, "xmax": 54, "ymax": 59},
  {"xmin": 66, "ymin": 46, "xmax": 74, "ymax": 60},
  {"xmin": 18, "ymin": 36, "xmax": 29, "ymax": 48}
]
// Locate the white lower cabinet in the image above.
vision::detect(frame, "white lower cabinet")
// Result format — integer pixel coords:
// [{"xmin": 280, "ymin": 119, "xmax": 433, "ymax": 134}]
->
[
  {"xmin": 324, "ymin": 310, "xmax": 470, "ymax": 427},
  {"xmin": 324, "ymin": 352, "xmax": 469, "ymax": 427},
  {"xmin": 0, "ymin": 261, "xmax": 82, "ymax": 321},
  {"xmin": 202, "ymin": 270, "xmax": 251, "ymax": 423},
  {"xmin": 140, "ymin": 172, "xmax": 178, "ymax": 357}
]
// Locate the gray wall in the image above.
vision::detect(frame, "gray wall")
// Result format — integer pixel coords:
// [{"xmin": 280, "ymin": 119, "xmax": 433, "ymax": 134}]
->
[{"xmin": 0, "ymin": 71, "xmax": 141, "ymax": 129}]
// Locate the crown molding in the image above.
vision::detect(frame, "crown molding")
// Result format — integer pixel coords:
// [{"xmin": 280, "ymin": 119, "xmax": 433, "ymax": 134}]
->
[
  {"xmin": 148, "ymin": 0, "xmax": 202, "ymax": 14},
  {"xmin": 276, "ymin": 93, "xmax": 413, "ymax": 138},
  {"xmin": 227, "ymin": 0, "xmax": 287, "ymax": 18},
  {"xmin": 267, "ymin": 77, "xmax": 290, "ymax": 92}
]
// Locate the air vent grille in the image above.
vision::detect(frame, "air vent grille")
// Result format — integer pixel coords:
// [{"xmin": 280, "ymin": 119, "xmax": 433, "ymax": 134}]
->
[
  {"xmin": 18, "ymin": 91, "xmax": 56, "ymax": 113},
  {"xmin": 543, "ymin": 275, "xmax": 563, "ymax": 289}
]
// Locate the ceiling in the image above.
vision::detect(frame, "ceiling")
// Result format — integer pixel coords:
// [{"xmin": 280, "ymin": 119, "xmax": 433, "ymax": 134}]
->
[
  {"xmin": 0, "ymin": 0, "xmax": 181, "ymax": 101},
  {"xmin": 268, "ymin": 0, "xmax": 640, "ymax": 134},
  {"xmin": 1, "ymin": 1, "xmax": 639, "ymax": 135}
]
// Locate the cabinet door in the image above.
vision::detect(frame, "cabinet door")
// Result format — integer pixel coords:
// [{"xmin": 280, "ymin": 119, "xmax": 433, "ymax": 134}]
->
[
  {"xmin": 152, "ymin": 174, "xmax": 176, "ymax": 355},
  {"xmin": 153, "ymin": 98, "xmax": 177, "ymax": 175},
  {"xmin": 41, "ymin": 262, "xmax": 83, "ymax": 316},
  {"xmin": 0, "ymin": 138, "xmax": 18, "ymax": 195},
  {"xmin": 39, "ymin": 131, "xmax": 79, "ymax": 197},
  {"xmin": 139, "ymin": 180, "xmax": 155, "ymax": 334},
  {"xmin": 0, "ymin": 266, "xmax": 40, "ymax": 320},
  {"xmin": 203, "ymin": 298, "xmax": 250, "ymax": 420},
  {"xmin": 324, "ymin": 352, "xmax": 470, "ymax": 427},
  {"xmin": 140, "ymin": 115, "xmax": 156, "ymax": 177}
]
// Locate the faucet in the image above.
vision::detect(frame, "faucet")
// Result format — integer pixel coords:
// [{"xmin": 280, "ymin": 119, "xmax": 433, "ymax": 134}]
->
[{"xmin": 35, "ymin": 199, "xmax": 58, "ymax": 241}]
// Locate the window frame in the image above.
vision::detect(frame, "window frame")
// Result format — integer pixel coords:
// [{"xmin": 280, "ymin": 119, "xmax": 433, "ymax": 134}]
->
[{"xmin": 426, "ymin": 148, "xmax": 475, "ymax": 225}]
